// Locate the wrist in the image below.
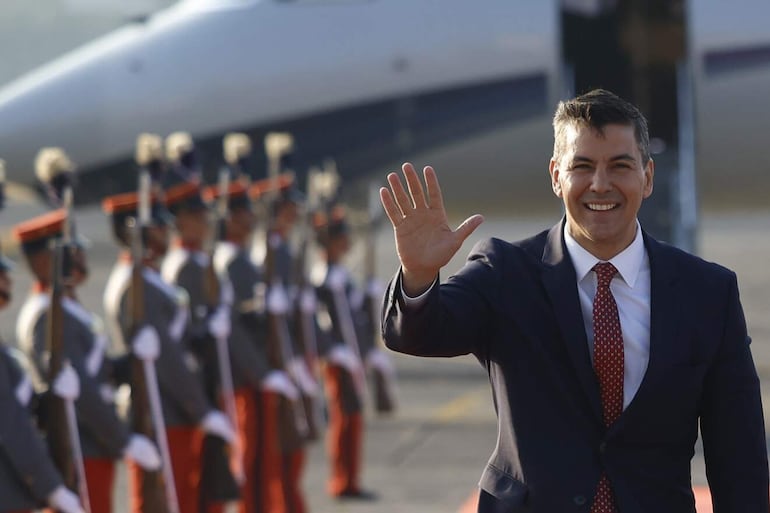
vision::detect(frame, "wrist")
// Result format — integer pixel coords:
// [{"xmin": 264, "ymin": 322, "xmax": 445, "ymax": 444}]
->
[{"xmin": 401, "ymin": 268, "xmax": 437, "ymax": 298}]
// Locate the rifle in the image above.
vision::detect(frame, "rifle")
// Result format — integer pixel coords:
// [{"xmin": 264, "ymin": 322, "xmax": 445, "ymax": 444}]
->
[
  {"xmin": 127, "ymin": 170, "xmax": 179, "ymax": 513},
  {"xmin": 262, "ymin": 133, "xmax": 309, "ymax": 452},
  {"xmin": 312, "ymin": 162, "xmax": 367, "ymax": 406},
  {"xmin": 199, "ymin": 167, "xmax": 242, "ymax": 508},
  {"xmin": 288, "ymin": 168, "xmax": 325, "ymax": 442},
  {"xmin": 36, "ymin": 151, "xmax": 91, "ymax": 513},
  {"xmin": 363, "ymin": 181, "xmax": 396, "ymax": 414}
]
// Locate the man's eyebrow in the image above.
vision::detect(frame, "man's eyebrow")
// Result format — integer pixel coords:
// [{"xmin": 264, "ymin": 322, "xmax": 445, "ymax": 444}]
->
[
  {"xmin": 570, "ymin": 154, "xmax": 637, "ymax": 163},
  {"xmin": 609, "ymin": 153, "xmax": 636, "ymax": 162}
]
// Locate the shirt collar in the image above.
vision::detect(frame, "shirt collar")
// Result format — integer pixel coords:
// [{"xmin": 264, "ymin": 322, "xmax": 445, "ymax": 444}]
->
[{"xmin": 564, "ymin": 220, "xmax": 645, "ymax": 288}]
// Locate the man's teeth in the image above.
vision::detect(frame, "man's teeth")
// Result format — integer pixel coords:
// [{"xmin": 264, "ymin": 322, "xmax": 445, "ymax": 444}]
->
[{"xmin": 587, "ymin": 203, "xmax": 617, "ymax": 211}]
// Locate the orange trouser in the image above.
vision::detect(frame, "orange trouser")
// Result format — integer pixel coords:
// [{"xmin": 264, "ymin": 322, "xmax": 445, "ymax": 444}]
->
[
  {"xmin": 258, "ymin": 391, "xmax": 308, "ymax": 513},
  {"xmin": 233, "ymin": 387, "xmax": 260, "ymax": 513},
  {"xmin": 41, "ymin": 457, "xmax": 116, "ymax": 513},
  {"xmin": 259, "ymin": 391, "xmax": 283, "ymax": 513},
  {"xmin": 128, "ymin": 425, "xmax": 203, "ymax": 513},
  {"xmin": 84, "ymin": 457, "xmax": 116, "ymax": 513},
  {"xmin": 282, "ymin": 449, "xmax": 307, "ymax": 513},
  {"xmin": 324, "ymin": 365, "xmax": 363, "ymax": 496}
]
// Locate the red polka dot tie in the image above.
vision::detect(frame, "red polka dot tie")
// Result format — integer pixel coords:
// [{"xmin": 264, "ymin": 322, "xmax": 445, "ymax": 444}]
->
[{"xmin": 590, "ymin": 262, "xmax": 623, "ymax": 513}]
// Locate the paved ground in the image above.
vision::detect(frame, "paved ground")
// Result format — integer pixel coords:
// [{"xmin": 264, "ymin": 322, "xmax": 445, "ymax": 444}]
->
[{"xmin": 1, "ymin": 197, "xmax": 768, "ymax": 512}]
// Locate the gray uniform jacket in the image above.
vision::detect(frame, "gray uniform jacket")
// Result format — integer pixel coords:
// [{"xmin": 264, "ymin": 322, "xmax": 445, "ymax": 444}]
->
[
  {"xmin": 0, "ymin": 345, "xmax": 62, "ymax": 511},
  {"xmin": 214, "ymin": 242, "xmax": 270, "ymax": 389},
  {"xmin": 269, "ymin": 233, "xmax": 306, "ymax": 357},
  {"xmin": 313, "ymin": 263, "xmax": 375, "ymax": 413},
  {"xmin": 103, "ymin": 261, "xmax": 210, "ymax": 427},
  {"xmin": 16, "ymin": 293, "xmax": 131, "ymax": 458},
  {"xmin": 161, "ymin": 247, "xmax": 211, "ymax": 345}
]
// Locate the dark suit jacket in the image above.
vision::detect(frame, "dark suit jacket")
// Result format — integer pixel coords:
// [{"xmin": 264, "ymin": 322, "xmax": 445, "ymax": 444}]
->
[{"xmin": 382, "ymin": 221, "xmax": 768, "ymax": 513}]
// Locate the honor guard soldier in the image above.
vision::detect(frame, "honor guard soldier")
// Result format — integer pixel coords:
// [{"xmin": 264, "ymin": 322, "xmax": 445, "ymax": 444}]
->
[
  {"xmin": 0, "ymin": 163, "xmax": 84, "ymax": 513},
  {"xmin": 204, "ymin": 172, "xmax": 299, "ymax": 513},
  {"xmin": 14, "ymin": 150, "xmax": 162, "ymax": 513},
  {"xmin": 253, "ymin": 133, "xmax": 320, "ymax": 513},
  {"xmin": 160, "ymin": 170, "xmax": 243, "ymax": 512},
  {"xmin": 312, "ymin": 206, "xmax": 377, "ymax": 501},
  {"xmin": 102, "ymin": 190, "xmax": 236, "ymax": 513}
]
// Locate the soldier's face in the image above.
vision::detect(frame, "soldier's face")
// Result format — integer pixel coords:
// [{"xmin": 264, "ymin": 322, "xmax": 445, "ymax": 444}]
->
[
  {"xmin": 147, "ymin": 225, "xmax": 169, "ymax": 257},
  {"xmin": 227, "ymin": 207, "xmax": 255, "ymax": 242},
  {"xmin": 326, "ymin": 234, "xmax": 350, "ymax": 262},
  {"xmin": 69, "ymin": 247, "xmax": 89, "ymax": 286},
  {"xmin": 175, "ymin": 208, "xmax": 209, "ymax": 245}
]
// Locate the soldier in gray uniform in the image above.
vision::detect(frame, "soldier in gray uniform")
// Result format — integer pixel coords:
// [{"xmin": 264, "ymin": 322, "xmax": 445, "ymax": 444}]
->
[
  {"xmin": 101, "ymin": 190, "xmax": 235, "ymax": 513},
  {"xmin": 13, "ymin": 209, "xmax": 162, "ymax": 513},
  {"xmin": 207, "ymin": 174, "xmax": 300, "ymax": 513},
  {"xmin": 0, "ymin": 247, "xmax": 85, "ymax": 513},
  {"xmin": 251, "ymin": 172, "xmax": 318, "ymax": 513},
  {"xmin": 312, "ymin": 205, "xmax": 378, "ymax": 501}
]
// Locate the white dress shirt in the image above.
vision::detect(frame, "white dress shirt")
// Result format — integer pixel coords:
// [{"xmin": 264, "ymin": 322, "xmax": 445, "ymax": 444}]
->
[{"xmin": 564, "ymin": 221, "xmax": 651, "ymax": 409}]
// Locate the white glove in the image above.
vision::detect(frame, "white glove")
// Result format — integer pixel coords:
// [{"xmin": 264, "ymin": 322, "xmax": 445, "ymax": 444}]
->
[
  {"xmin": 288, "ymin": 357, "xmax": 319, "ymax": 397},
  {"xmin": 200, "ymin": 410, "xmax": 236, "ymax": 444},
  {"xmin": 15, "ymin": 374, "xmax": 34, "ymax": 407},
  {"xmin": 366, "ymin": 349, "xmax": 395, "ymax": 376},
  {"xmin": 207, "ymin": 305, "xmax": 231, "ymax": 340},
  {"xmin": 123, "ymin": 434, "xmax": 162, "ymax": 471},
  {"xmin": 132, "ymin": 325, "xmax": 160, "ymax": 361},
  {"xmin": 328, "ymin": 345, "xmax": 361, "ymax": 374},
  {"xmin": 299, "ymin": 286, "xmax": 317, "ymax": 314},
  {"xmin": 266, "ymin": 282, "xmax": 290, "ymax": 315},
  {"xmin": 52, "ymin": 362, "xmax": 80, "ymax": 401},
  {"xmin": 47, "ymin": 485, "xmax": 85, "ymax": 513},
  {"xmin": 326, "ymin": 266, "xmax": 348, "ymax": 292},
  {"xmin": 262, "ymin": 370, "xmax": 299, "ymax": 401}
]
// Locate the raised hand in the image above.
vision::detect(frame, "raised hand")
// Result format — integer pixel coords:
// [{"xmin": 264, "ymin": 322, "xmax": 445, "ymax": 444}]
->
[{"xmin": 380, "ymin": 163, "xmax": 483, "ymax": 296}]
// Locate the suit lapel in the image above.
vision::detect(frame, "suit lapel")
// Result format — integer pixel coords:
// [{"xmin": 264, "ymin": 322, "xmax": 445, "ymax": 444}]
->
[
  {"xmin": 611, "ymin": 233, "xmax": 681, "ymax": 431},
  {"xmin": 540, "ymin": 221, "xmax": 603, "ymax": 424}
]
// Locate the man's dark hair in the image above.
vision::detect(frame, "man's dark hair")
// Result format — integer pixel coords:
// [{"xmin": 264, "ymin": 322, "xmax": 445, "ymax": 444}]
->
[{"xmin": 552, "ymin": 89, "xmax": 650, "ymax": 165}]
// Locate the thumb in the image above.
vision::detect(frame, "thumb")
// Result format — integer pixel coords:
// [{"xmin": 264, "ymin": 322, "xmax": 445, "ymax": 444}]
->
[{"xmin": 453, "ymin": 214, "xmax": 484, "ymax": 244}]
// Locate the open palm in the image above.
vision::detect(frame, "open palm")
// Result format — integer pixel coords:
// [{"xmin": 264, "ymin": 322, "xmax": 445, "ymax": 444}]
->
[{"xmin": 380, "ymin": 163, "xmax": 483, "ymax": 295}]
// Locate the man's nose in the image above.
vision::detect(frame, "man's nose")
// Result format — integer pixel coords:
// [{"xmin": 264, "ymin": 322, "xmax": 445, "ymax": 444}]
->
[{"xmin": 590, "ymin": 166, "xmax": 612, "ymax": 193}]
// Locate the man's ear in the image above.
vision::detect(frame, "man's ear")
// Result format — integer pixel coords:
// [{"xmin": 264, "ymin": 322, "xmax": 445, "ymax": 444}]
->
[
  {"xmin": 643, "ymin": 158, "xmax": 655, "ymax": 199},
  {"xmin": 549, "ymin": 158, "xmax": 562, "ymax": 198}
]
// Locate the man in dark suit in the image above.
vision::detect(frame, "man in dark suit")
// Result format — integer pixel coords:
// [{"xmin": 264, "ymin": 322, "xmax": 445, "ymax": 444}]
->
[{"xmin": 380, "ymin": 89, "xmax": 768, "ymax": 512}]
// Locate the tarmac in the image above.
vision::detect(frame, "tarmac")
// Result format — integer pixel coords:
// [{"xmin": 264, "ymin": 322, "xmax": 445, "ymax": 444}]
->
[{"xmin": 1, "ymin": 194, "xmax": 769, "ymax": 513}]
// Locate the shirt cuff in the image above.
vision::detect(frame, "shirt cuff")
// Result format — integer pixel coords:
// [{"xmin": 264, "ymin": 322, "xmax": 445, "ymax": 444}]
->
[{"xmin": 400, "ymin": 274, "xmax": 437, "ymax": 308}]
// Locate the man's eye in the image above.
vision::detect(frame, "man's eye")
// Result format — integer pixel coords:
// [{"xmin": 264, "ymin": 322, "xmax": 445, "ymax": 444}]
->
[{"xmin": 571, "ymin": 164, "xmax": 591, "ymax": 170}]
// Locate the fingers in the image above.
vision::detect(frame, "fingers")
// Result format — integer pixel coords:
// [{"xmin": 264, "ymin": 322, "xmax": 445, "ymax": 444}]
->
[
  {"xmin": 454, "ymin": 214, "xmax": 484, "ymax": 244},
  {"xmin": 402, "ymin": 162, "xmax": 428, "ymax": 210},
  {"xmin": 423, "ymin": 166, "xmax": 445, "ymax": 211},
  {"xmin": 379, "ymin": 186, "xmax": 403, "ymax": 227},
  {"xmin": 381, "ymin": 162, "xmax": 447, "ymax": 227},
  {"xmin": 387, "ymin": 168, "xmax": 413, "ymax": 215}
]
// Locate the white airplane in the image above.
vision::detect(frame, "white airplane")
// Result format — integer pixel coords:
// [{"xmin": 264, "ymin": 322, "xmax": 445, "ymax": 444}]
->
[{"xmin": 0, "ymin": 0, "xmax": 768, "ymax": 215}]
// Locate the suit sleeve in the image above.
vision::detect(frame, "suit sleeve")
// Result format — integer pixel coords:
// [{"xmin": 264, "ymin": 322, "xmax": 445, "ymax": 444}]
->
[
  {"xmin": 381, "ymin": 238, "xmax": 501, "ymax": 358},
  {"xmin": 700, "ymin": 272, "xmax": 769, "ymax": 512}
]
